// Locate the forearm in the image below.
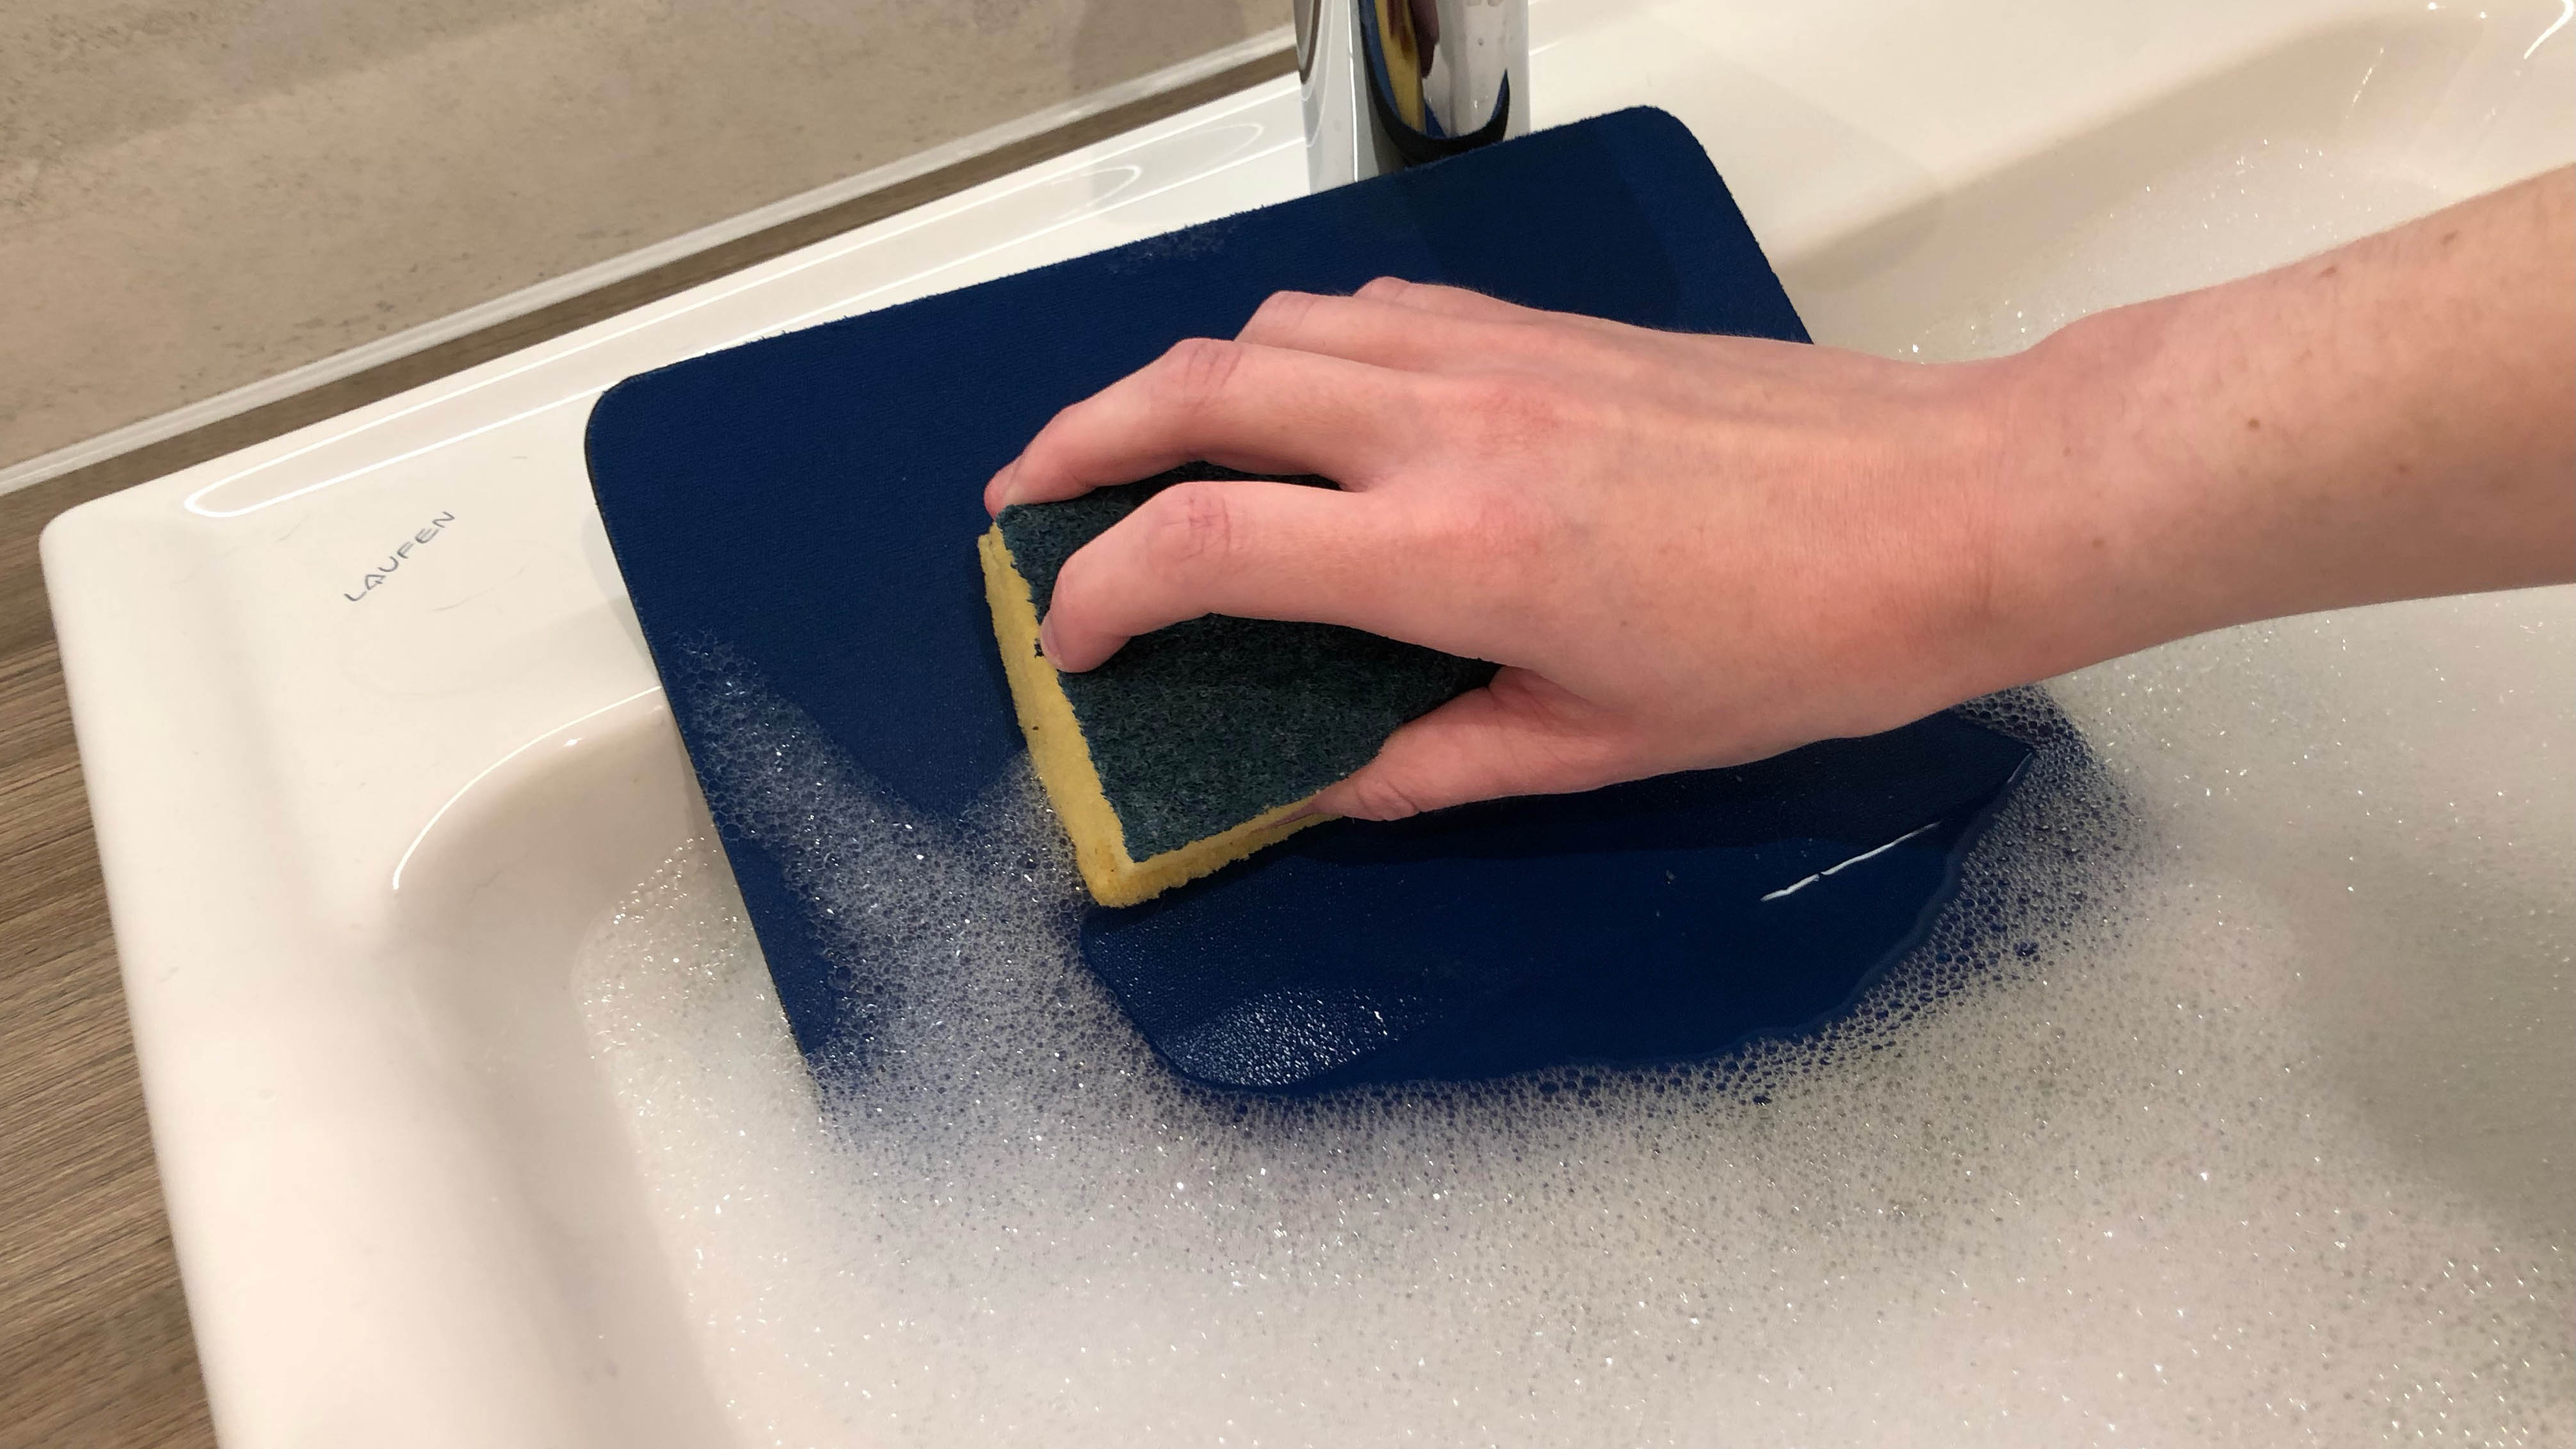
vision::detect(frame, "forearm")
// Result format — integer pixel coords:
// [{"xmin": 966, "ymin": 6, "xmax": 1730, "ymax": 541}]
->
[{"xmin": 1992, "ymin": 167, "xmax": 2575, "ymax": 684}]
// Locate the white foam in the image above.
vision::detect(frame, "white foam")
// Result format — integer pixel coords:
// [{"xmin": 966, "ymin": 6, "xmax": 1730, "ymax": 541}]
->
[{"xmin": 571, "ymin": 141, "xmax": 2573, "ymax": 1445}]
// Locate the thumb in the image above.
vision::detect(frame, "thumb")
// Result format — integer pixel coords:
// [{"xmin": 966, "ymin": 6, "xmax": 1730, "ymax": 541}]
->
[{"xmin": 1309, "ymin": 669, "xmax": 1647, "ymax": 821}]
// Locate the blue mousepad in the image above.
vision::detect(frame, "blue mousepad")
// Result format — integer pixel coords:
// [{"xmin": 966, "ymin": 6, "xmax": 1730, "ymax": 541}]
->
[{"xmin": 585, "ymin": 107, "xmax": 2037, "ymax": 1093}]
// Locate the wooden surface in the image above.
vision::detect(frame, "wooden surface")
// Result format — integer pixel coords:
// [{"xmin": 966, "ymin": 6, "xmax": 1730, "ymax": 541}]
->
[
  {"xmin": 0, "ymin": 52, "xmax": 1290, "ymax": 1446},
  {"xmin": 0, "ymin": 467, "xmax": 216, "ymax": 1447}
]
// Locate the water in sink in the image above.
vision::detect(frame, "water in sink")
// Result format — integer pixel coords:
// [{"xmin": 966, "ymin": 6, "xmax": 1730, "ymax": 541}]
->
[{"xmin": 568, "ymin": 143, "xmax": 2572, "ymax": 1446}]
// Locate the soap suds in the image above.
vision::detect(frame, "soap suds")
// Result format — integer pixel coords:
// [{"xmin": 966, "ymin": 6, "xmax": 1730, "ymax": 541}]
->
[
  {"xmin": 578, "ymin": 646, "xmax": 2568, "ymax": 1446},
  {"xmin": 572, "ymin": 141, "xmax": 2572, "ymax": 1446}
]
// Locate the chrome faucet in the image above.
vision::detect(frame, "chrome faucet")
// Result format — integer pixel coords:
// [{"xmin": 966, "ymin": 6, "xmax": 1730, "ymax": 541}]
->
[{"xmin": 1294, "ymin": 0, "xmax": 1530, "ymax": 189}]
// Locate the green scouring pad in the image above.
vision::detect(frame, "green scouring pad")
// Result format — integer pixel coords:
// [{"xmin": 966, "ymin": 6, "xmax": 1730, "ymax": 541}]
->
[{"xmin": 980, "ymin": 465, "xmax": 1498, "ymax": 906}]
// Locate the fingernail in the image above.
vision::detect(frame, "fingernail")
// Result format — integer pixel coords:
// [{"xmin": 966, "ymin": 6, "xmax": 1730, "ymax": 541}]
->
[
  {"xmin": 1037, "ymin": 615, "xmax": 1063, "ymax": 666},
  {"xmin": 987, "ymin": 458, "xmax": 1019, "ymax": 509}
]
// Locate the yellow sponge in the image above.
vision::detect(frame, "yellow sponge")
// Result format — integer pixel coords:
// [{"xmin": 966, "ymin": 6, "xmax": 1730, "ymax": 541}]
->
[{"xmin": 979, "ymin": 528, "xmax": 1327, "ymax": 906}]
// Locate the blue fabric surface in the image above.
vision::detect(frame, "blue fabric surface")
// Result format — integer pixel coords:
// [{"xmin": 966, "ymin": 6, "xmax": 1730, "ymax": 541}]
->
[{"xmin": 585, "ymin": 107, "xmax": 2034, "ymax": 1091}]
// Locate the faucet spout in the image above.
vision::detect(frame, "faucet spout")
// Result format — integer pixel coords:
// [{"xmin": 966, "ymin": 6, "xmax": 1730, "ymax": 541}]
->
[{"xmin": 1295, "ymin": 0, "xmax": 1530, "ymax": 190}]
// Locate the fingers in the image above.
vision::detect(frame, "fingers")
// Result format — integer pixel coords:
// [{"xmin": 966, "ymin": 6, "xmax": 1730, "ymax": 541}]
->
[
  {"xmin": 1354, "ymin": 276, "xmax": 1552, "ymax": 322},
  {"xmin": 1233, "ymin": 290, "xmax": 1458, "ymax": 371},
  {"xmin": 1234, "ymin": 288, "xmax": 1562, "ymax": 374},
  {"xmin": 1235, "ymin": 282, "xmax": 1668, "ymax": 380},
  {"xmin": 1308, "ymin": 669, "xmax": 1646, "ymax": 819},
  {"xmin": 985, "ymin": 337, "xmax": 1416, "ymax": 514},
  {"xmin": 1355, "ymin": 276, "xmax": 1647, "ymax": 340},
  {"xmin": 984, "ymin": 280, "xmax": 1652, "ymax": 516},
  {"xmin": 1041, "ymin": 477, "xmax": 1437, "ymax": 670}
]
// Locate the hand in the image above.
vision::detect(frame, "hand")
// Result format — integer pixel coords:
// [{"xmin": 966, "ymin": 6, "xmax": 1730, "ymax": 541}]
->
[
  {"xmin": 984, "ymin": 170, "xmax": 2573, "ymax": 821},
  {"xmin": 982, "ymin": 277, "xmax": 2043, "ymax": 819}
]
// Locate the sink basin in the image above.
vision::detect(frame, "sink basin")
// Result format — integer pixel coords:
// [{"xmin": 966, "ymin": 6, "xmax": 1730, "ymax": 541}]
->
[{"xmin": 42, "ymin": 1, "xmax": 2573, "ymax": 1444}]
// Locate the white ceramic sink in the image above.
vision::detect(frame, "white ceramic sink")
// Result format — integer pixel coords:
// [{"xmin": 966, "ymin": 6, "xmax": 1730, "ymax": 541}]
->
[{"xmin": 42, "ymin": 2, "xmax": 2574, "ymax": 1444}]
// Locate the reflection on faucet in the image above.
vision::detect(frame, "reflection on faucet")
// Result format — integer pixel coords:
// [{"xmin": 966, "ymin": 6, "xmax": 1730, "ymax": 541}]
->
[{"xmin": 1296, "ymin": 0, "xmax": 1529, "ymax": 189}]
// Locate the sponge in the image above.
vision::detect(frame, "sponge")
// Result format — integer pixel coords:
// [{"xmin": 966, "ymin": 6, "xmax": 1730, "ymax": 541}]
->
[{"xmin": 982, "ymin": 465, "xmax": 1496, "ymax": 906}]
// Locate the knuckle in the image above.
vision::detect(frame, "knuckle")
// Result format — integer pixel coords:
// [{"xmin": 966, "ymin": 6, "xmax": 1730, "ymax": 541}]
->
[
  {"xmin": 1151, "ymin": 336, "xmax": 1245, "ymax": 412},
  {"xmin": 1336, "ymin": 771, "xmax": 1434, "ymax": 821},
  {"xmin": 1246, "ymin": 289, "xmax": 1321, "ymax": 336},
  {"xmin": 1137, "ymin": 481, "xmax": 1242, "ymax": 579}
]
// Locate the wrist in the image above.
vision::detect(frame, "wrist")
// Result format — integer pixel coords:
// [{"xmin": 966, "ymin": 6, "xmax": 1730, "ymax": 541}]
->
[{"xmin": 1971, "ymin": 297, "xmax": 2230, "ymax": 694}]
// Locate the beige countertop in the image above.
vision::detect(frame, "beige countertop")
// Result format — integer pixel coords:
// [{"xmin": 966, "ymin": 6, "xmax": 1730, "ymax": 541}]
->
[{"xmin": 1, "ymin": 0, "xmax": 1278, "ymax": 479}]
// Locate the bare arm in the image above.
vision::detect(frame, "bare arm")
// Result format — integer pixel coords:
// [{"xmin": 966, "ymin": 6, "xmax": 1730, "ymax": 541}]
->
[
  {"xmin": 1997, "ymin": 167, "xmax": 2574, "ymax": 684},
  {"xmin": 985, "ymin": 168, "xmax": 2576, "ymax": 819}
]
